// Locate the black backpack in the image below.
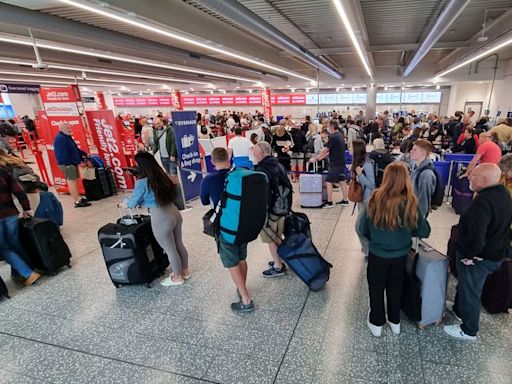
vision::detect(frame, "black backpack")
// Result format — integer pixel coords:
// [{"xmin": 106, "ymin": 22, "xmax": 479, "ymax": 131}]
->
[
  {"xmin": 269, "ymin": 172, "xmax": 293, "ymax": 216},
  {"xmin": 369, "ymin": 152, "xmax": 393, "ymax": 187},
  {"xmin": 262, "ymin": 127, "xmax": 272, "ymax": 144},
  {"xmin": 290, "ymin": 128, "xmax": 306, "ymax": 153},
  {"xmin": 306, "ymin": 136, "xmax": 316, "ymax": 153},
  {"xmin": 415, "ymin": 165, "xmax": 445, "ymax": 210}
]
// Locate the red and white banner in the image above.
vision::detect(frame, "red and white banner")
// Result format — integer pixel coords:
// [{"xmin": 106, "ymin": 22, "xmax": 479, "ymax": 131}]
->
[
  {"xmin": 262, "ymin": 88, "xmax": 272, "ymax": 123},
  {"xmin": 95, "ymin": 92, "xmax": 107, "ymax": 110},
  {"xmin": 86, "ymin": 110, "xmax": 133, "ymax": 189},
  {"xmin": 40, "ymin": 87, "xmax": 77, "ymax": 103},
  {"xmin": 171, "ymin": 89, "xmax": 183, "ymax": 111},
  {"xmin": 39, "ymin": 87, "xmax": 90, "ymax": 153},
  {"xmin": 113, "ymin": 93, "xmax": 305, "ymax": 107}
]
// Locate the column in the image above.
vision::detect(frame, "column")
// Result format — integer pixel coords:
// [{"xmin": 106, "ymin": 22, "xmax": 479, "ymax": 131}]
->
[
  {"xmin": 171, "ymin": 89, "xmax": 183, "ymax": 111},
  {"xmin": 366, "ymin": 84, "xmax": 377, "ymax": 119},
  {"xmin": 262, "ymin": 88, "xmax": 272, "ymax": 123}
]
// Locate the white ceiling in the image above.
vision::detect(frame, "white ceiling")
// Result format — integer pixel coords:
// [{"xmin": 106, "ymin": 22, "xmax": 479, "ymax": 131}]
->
[{"xmin": 0, "ymin": 0, "xmax": 510, "ymax": 94}]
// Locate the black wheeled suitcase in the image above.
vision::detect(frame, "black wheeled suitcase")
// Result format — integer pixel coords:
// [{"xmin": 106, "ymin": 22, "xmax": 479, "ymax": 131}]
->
[
  {"xmin": 117, "ymin": 209, "xmax": 169, "ymax": 275},
  {"xmin": 481, "ymin": 257, "xmax": 512, "ymax": 314},
  {"xmin": 0, "ymin": 276, "xmax": 9, "ymax": 299},
  {"xmin": 98, "ymin": 210, "xmax": 163, "ymax": 288},
  {"xmin": 97, "ymin": 167, "xmax": 117, "ymax": 197},
  {"xmin": 83, "ymin": 178, "xmax": 105, "ymax": 201},
  {"xmin": 18, "ymin": 218, "xmax": 72, "ymax": 274}
]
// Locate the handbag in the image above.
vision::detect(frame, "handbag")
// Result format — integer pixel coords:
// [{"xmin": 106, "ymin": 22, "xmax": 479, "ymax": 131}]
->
[
  {"xmin": 348, "ymin": 176, "xmax": 363, "ymax": 203},
  {"xmin": 202, "ymin": 201, "xmax": 221, "ymax": 237}
]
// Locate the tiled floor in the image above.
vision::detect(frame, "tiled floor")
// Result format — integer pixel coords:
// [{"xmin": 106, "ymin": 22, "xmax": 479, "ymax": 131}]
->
[{"xmin": 0, "ymin": 187, "xmax": 511, "ymax": 384}]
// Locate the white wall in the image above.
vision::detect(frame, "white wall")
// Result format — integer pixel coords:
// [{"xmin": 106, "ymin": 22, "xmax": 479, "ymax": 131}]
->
[
  {"xmin": 6, "ymin": 93, "xmax": 42, "ymax": 118},
  {"xmin": 488, "ymin": 59, "xmax": 512, "ymax": 118},
  {"xmin": 446, "ymin": 82, "xmax": 491, "ymax": 117}
]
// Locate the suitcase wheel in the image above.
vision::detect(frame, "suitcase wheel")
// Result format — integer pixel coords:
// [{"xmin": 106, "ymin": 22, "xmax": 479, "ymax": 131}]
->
[
  {"xmin": 67, "ymin": 264, "xmax": 72, "ymax": 268},
  {"xmin": 113, "ymin": 283, "xmax": 121, "ymax": 288},
  {"xmin": 146, "ymin": 283, "xmax": 152, "ymax": 288}
]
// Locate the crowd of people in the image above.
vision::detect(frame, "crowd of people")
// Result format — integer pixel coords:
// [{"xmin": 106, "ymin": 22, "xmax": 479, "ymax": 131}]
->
[{"xmin": 1, "ymin": 106, "xmax": 511, "ymax": 344}]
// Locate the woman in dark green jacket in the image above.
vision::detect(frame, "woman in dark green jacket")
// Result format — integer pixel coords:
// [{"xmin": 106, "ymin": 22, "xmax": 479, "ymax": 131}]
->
[{"xmin": 358, "ymin": 162, "xmax": 430, "ymax": 337}]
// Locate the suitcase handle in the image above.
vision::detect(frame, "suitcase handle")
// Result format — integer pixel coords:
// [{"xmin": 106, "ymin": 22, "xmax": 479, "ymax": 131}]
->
[{"xmin": 117, "ymin": 205, "xmax": 142, "ymax": 224}]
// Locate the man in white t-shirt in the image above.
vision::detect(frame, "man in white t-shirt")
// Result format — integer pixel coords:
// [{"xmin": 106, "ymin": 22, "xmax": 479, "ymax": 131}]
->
[
  {"xmin": 227, "ymin": 114, "xmax": 236, "ymax": 131},
  {"xmin": 228, "ymin": 127, "xmax": 253, "ymax": 167}
]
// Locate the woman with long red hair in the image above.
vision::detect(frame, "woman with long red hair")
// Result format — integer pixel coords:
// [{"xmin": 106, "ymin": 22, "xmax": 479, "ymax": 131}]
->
[{"xmin": 358, "ymin": 162, "xmax": 430, "ymax": 337}]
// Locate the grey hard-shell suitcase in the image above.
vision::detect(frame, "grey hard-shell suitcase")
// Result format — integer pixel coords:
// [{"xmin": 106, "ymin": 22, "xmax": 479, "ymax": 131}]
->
[
  {"xmin": 415, "ymin": 241, "xmax": 449, "ymax": 328},
  {"xmin": 300, "ymin": 162, "xmax": 327, "ymax": 208}
]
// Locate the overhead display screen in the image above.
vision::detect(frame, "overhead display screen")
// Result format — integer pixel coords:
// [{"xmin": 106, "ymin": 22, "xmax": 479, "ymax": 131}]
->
[{"xmin": 376, "ymin": 92, "xmax": 441, "ymax": 104}]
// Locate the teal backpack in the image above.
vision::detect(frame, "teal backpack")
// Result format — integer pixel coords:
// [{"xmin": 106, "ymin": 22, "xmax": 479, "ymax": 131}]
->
[{"xmin": 218, "ymin": 168, "xmax": 269, "ymax": 245}]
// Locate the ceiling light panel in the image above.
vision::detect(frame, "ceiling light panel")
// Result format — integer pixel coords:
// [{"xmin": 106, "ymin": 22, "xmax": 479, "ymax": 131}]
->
[
  {"xmin": 332, "ymin": 0, "xmax": 374, "ymax": 79},
  {"xmin": 0, "ymin": 78, "xmax": 122, "ymax": 87},
  {"xmin": 0, "ymin": 33, "xmax": 260, "ymax": 83},
  {"xmin": 0, "ymin": 58, "xmax": 212, "ymax": 85},
  {"xmin": 57, "ymin": 0, "xmax": 314, "ymax": 82}
]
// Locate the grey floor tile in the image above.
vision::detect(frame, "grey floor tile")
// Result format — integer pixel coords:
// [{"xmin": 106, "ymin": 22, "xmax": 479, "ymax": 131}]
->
[
  {"xmin": 274, "ymin": 363, "xmax": 315, "ymax": 384},
  {"xmin": 89, "ymin": 360, "xmax": 207, "ymax": 384},
  {"xmin": 281, "ymin": 335, "xmax": 324, "ymax": 369},
  {"xmin": 203, "ymin": 352, "xmax": 279, "ymax": 384},
  {"xmin": 422, "ymin": 361, "xmax": 504, "ymax": 384},
  {"xmin": 0, "ymin": 337, "xmax": 106, "ymax": 384},
  {"xmin": 1, "ymin": 193, "xmax": 511, "ymax": 384},
  {"xmin": 386, "ymin": 355, "xmax": 425, "ymax": 384},
  {"xmin": 0, "ymin": 369, "xmax": 48, "ymax": 384},
  {"xmin": 313, "ymin": 369, "xmax": 378, "ymax": 384}
]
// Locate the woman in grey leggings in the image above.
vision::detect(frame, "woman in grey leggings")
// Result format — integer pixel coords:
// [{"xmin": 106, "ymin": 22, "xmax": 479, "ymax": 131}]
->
[{"xmin": 125, "ymin": 151, "xmax": 189, "ymax": 286}]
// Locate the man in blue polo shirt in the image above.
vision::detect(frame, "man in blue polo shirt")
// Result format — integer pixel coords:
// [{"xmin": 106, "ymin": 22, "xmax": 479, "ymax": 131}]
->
[{"xmin": 53, "ymin": 122, "xmax": 90, "ymax": 208}]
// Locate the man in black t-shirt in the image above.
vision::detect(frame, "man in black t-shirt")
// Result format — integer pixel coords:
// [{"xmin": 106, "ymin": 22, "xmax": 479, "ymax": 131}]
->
[{"xmin": 309, "ymin": 121, "xmax": 349, "ymax": 208}]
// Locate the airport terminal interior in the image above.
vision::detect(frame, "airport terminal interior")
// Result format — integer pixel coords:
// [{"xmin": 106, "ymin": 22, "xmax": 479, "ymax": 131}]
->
[{"xmin": 1, "ymin": 0, "xmax": 512, "ymax": 383}]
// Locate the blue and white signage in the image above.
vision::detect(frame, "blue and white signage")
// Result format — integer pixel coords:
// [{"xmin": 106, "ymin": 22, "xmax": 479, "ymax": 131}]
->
[{"xmin": 172, "ymin": 111, "xmax": 203, "ymax": 202}]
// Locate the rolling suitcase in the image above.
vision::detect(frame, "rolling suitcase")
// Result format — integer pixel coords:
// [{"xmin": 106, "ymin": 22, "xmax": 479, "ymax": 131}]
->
[
  {"xmin": 481, "ymin": 256, "xmax": 512, "ymax": 314},
  {"xmin": 300, "ymin": 162, "xmax": 325, "ymax": 208},
  {"xmin": 83, "ymin": 167, "xmax": 117, "ymax": 201},
  {"xmin": 18, "ymin": 217, "xmax": 72, "ymax": 274},
  {"xmin": 98, "ymin": 209, "xmax": 162, "ymax": 287},
  {"xmin": 0, "ymin": 276, "xmax": 9, "ymax": 299},
  {"xmin": 300, "ymin": 173, "xmax": 323, "ymax": 207},
  {"xmin": 402, "ymin": 241, "xmax": 449, "ymax": 328},
  {"xmin": 83, "ymin": 178, "xmax": 105, "ymax": 201},
  {"xmin": 97, "ymin": 167, "xmax": 117, "ymax": 197},
  {"xmin": 277, "ymin": 232, "xmax": 332, "ymax": 291},
  {"xmin": 451, "ymin": 176, "xmax": 473, "ymax": 215},
  {"xmin": 117, "ymin": 209, "xmax": 169, "ymax": 275}
]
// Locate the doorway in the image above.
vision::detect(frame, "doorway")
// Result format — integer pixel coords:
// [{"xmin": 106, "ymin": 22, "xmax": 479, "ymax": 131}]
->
[{"xmin": 464, "ymin": 102, "xmax": 483, "ymax": 124}]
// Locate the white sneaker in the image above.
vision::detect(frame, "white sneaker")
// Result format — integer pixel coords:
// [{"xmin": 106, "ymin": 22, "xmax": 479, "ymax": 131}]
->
[
  {"xmin": 160, "ymin": 277, "xmax": 184, "ymax": 287},
  {"xmin": 367, "ymin": 311, "xmax": 382, "ymax": 337},
  {"xmin": 445, "ymin": 300, "xmax": 462, "ymax": 322},
  {"xmin": 443, "ymin": 324, "xmax": 476, "ymax": 341},
  {"xmin": 387, "ymin": 321, "xmax": 401, "ymax": 335}
]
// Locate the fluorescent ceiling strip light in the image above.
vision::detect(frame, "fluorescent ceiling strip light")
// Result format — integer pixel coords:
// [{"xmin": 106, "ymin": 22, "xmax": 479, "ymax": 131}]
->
[
  {"xmin": 0, "ymin": 35, "xmax": 259, "ymax": 83},
  {"xmin": 436, "ymin": 36, "xmax": 512, "ymax": 77},
  {"xmin": 57, "ymin": 0, "xmax": 314, "ymax": 82},
  {"xmin": 0, "ymin": 58, "xmax": 211, "ymax": 85},
  {"xmin": 0, "ymin": 70, "xmax": 168, "ymax": 86},
  {"xmin": 332, "ymin": 0, "xmax": 374, "ymax": 79},
  {"xmin": 0, "ymin": 78, "xmax": 122, "ymax": 87}
]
